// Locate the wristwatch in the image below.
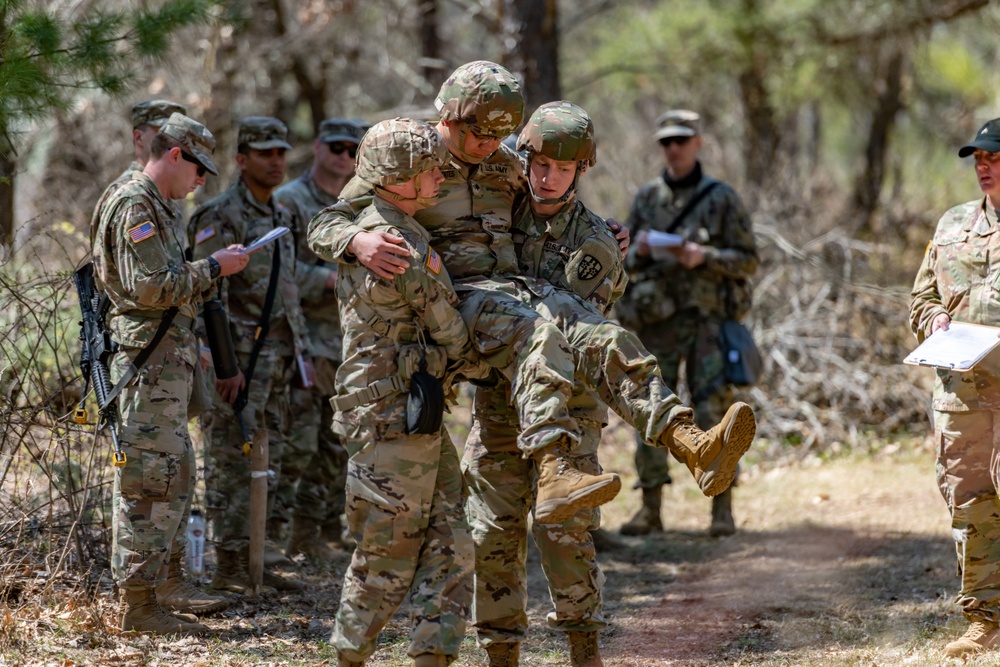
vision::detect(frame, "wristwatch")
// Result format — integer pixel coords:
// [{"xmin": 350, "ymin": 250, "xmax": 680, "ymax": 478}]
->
[{"xmin": 208, "ymin": 257, "xmax": 221, "ymax": 279}]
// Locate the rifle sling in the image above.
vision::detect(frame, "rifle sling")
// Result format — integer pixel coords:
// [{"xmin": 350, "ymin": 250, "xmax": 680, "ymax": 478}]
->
[
  {"xmin": 235, "ymin": 237, "xmax": 282, "ymax": 411},
  {"xmin": 663, "ymin": 178, "xmax": 719, "ymax": 235},
  {"xmin": 99, "ymin": 306, "xmax": 179, "ymax": 411}
]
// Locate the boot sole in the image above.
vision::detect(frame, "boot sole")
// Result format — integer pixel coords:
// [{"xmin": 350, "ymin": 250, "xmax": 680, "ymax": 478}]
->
[
  {"xmin": 700, "ymin": 403, "xmax": 756, "ymax": 497},
  {"xmin": 535, "ymin": 475, "xmax": 622, "ymax": 524},
  {"xmin": 159, "ymin": 598, "xmax": 230, "ymax": 615}
]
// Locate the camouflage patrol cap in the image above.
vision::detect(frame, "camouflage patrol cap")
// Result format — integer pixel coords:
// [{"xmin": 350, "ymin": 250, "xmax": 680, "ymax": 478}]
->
[
  {"xmin": 517, "ymin": 101, "xmax": 597, "ymax": 167},
  {"xmin": 318, "ymin": 118, "xmax": 366, "ymax": 144},
  {"xmin": 159, "ymin": 112, "xmax": 219, "ymax": 175},
  {"xmin": 132, "ymin": 100, "xmax": 187, "ymax": 129},
  {"xmin": 355, "ymin": 117, "xmax": 448, "ymax": 187},
  {"xmin": 434, "ymin": 60, "xmax": 525, "ymax": 137},
  {"xmin": 238, "ymin": 116, "xmax": 293, "ymax": 151},
  {"xmin": 653, "ymin": 110, "xmax": 701, "ymax": 141},
  {"xmin": 959, "ymin": 118, "xmax": 1000, "ymax": 157}
]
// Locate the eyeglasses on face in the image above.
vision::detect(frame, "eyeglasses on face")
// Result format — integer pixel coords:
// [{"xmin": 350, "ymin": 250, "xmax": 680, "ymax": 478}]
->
[
  {"xmin": 659, "ymin": 136, "xmax": 692, "ymax": 147},
  {"xmin": 180, "ymin": 150, "xmax": 207, "ymax": 177},
  {"xmin": 327, "ymin": 142, "xmax": 358, "ymax": 158}
]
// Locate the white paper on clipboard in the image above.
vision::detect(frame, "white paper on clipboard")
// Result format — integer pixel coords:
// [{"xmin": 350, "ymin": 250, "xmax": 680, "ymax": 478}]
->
[
  {"xmin": 903, "ymin": 321, "xmax": 1000, "ymax": 371},
  {"xmin": 242, "ymin": 226, "xmax": 290, "ymax": 255}
]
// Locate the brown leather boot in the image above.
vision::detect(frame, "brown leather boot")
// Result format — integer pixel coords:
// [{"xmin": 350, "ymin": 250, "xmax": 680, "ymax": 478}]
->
[
  {"xmin": 337, "ymin": 651, "xmax": 365, "ymax": 667},
  {"xmin": 156, "ymin": 551, "xmax": 229, "ymax": 615},
  {"xmin": 286, "ymin": 515, "xmax": 336, "ymax": 561},
  {"xmin": 567, "ymin": 631, "xmax": 602, "ymax": 667},
  {"xmin": 413, "ymin": 654, "xmax": 452, "ymax": 666},
  {"xmin": 485, "ymin": 642, "xmax": 520, "ymax": 667},
  {"xmin": 662, "ymin": 402, "xmax": 755, "ymax": 496},
  {"xmin": 619, "ymin": 486, "xmax": 663, "ymax": 536},
  {"xmin": 121, "ymin": 587, "xmax": 209, "ymax": 635},
  {"xmin": 534, "ymin": 443, "xmax": 621, "ymax": 524},
  {"xmin": 709, "ymin": 487, "xmax": 736, "ymax": 537},
  {"xmin": 945, "ymin": 619, "xmax": 1000, "ymax": 658}
]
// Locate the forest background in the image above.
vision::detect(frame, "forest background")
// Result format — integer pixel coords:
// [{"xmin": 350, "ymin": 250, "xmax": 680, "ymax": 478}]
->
[{"xmin": 1, "ymin": 0, "xmax": 1000, "ymax": 664}]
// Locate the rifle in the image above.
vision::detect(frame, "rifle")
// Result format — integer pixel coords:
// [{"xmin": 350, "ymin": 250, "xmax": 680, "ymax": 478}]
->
[{"xmin": 72, "ymin": 262, "xmax": 127, "ymax": 467}]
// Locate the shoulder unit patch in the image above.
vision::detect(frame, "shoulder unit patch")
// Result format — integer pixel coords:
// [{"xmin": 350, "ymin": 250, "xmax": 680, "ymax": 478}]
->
[{"xmin": 426, "ymin": 248, "xmax": 442, "ymax": 275}]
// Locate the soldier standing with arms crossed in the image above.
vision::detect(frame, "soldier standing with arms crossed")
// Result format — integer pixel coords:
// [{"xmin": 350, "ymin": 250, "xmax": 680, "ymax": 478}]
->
[
  {"xmin": 328, "ymin": 117, "xmax": 489, "ymax": 667},
  {"xmin": 618, "ymin": 110, "xmax": 758, "ymax": 538},
  {"xmin": 92, "ymin": 113, "xmax": 248, "ymax": 633},
  {"xmin": 188, "ymin": 116, "xmax": 313, "ymax": 593},
  {"xmin": 910, "ymin": 118, "xmax": 1000, "ymax": 659},
  {"xmin": 464, "ymin": 101, "xmax": 626, "ymax": 667},
  {"xmin": 273, "ymin": 118, "xmax": 367, "ymax": 559}
]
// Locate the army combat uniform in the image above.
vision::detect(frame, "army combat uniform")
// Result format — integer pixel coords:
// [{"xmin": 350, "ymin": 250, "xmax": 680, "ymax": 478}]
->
[
  {"xmin": 464, "ymin": 191, "xmax": 628, "ymax": 649},
  {"xmin": 273, "ymin": 166, "xmax": 349, "ymax": 549},
  {"xmin": 330, "ymin": 196, "xmax": 481, "ymax": 664},
  {"xmin": 621, "ymin": 160, "xmax": 757, "ymax": 532},
  {"xmin": 189, "ymin": 175, "xmax": 311, "ymax": 557},
  {"xmin": 910, "ymin": 197, "xmax": 1000, "ymax": 629}
]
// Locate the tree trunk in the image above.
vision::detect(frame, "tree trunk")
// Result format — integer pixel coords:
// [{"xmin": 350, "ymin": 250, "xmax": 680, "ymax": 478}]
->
[
  {"xmin": 0, "ymin": 146, "xmax": 13, "ymax": 257},
  {"xmin": 849, "ymin": 49, "xmax": 905, "ymax": 235},
  {"xmin": 500, "ymin": 0, "xmax": 560, "ymax": 110},
  {"xmin": 418, "ymin": 0, "xmax": 441, "ymax": 85}
]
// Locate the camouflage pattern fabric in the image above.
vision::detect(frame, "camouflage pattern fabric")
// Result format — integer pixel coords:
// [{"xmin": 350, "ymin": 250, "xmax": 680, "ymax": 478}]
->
[
  {"xmin": 622, "ymin": 165, "xmax": 757, "ymax": 489},
  {"xmin": 273, "ymin": 174, "xmax": 345, "ymax": 527},
  {"xmin": 465, "ymin": 195, "xmax": 625, "ymax": 642},
  {"xmin": 189, "ymin": 177, "xmax": 309, "ymax": 549},
  {"xmin": 237, "ymin": 116, "xmax": 293, "ymax": 151},
  {"xmin": 90, "ymin": 162, "xmax": 144, "ymax": 248},
  {"xmin": 204, "ymin": 348, "xmax": 293, "ymax": 551},
  {"xmin": 435, "ymin": 61, "xmax": 524, "ymax": 137},
  {"xmin": 92, "ymin": 172, "xmax": 215, "ymax": 590},
  {"xmin": 910, "ymin": 198, "xmax": 1000, "ymax": 622},
  {"xmin": 331, "ymin": 198, "xmax": 477, "ymax": 662},
  {"xmin": 131, "ymin": 100, "xmax": 186, "ymax": 129}
]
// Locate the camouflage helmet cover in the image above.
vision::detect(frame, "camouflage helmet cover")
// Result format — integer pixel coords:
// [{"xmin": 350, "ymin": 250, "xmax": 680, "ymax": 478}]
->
[
  {"xmin": 434, "ymin": 60, "xmax": 525, "ymax": 137},
  {"xmin": 517, "ymin": 101, "xmax": 597, "ymax": 167},
  {"xmin": 355, "ymin": 117, "xmax": 449, "ymax": 187}
]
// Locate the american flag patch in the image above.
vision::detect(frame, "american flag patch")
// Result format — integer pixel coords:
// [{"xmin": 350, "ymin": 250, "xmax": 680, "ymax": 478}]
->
[
  {"xmin": 195, "ymin": 224, "xmax": 216, "ymax": 244},
  {"xmin": 426, "ymin": 248, "xmax": 442, "ymax": 275},
  {"xmin": 127, "ymin": 221, "xmax": 156, "ymax": 244}
]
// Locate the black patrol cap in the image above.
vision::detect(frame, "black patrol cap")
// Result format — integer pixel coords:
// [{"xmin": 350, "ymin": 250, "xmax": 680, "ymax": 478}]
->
[{"xmin": 959, "ymin": 118, "xmax": 1000, "ymax": 157}]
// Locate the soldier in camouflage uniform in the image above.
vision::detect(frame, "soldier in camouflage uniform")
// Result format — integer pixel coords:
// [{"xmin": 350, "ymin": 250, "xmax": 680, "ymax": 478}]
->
[
  {"xmin": 273, "ymin": 118, "xmax": 367, "ymax": 560},
  {"xmin": 90, "ymin": 100, "xmax": 187, "ymax": 247},
  {"xmin": 188, "ymin": 116, "xmax": 313, "ymax": 593},
  {"xmin": 617, "ymin": 110, "xmax": 759, "ymax": 539},
  {"xmin": 330, "ymin": 118, "xmax": 488, "ymax": 667},
  {"xmin": 92, "ymin": 113, "xmax": 249, "ymax": 634},
  {"xmin": 310, "ymin": 63, "xmax": 756, "ymax": 536},
  {"xmin": 910, "ymin": 118, "xmax": 1000, "ymax": 659},
  {"xmin": 464, "ymin": 101, "xmax": 626, "ymax": 667}
]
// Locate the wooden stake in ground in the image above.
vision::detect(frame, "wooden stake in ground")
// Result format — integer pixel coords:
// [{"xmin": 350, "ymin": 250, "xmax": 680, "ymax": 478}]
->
[{"xmin": 248, "ymin": 428, "xmax": 268, "ymax": 594}]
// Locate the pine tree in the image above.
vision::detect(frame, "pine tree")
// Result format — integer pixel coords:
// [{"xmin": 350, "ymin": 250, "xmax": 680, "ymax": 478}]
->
[{"xmin": 0, "ymin": 0, "xmax": 219, "ymax": 255}]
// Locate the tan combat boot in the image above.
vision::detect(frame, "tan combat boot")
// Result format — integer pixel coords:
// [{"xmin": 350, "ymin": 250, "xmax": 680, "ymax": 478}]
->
[
  {"xmin": 944, "ymin": 619, "xmax": 1000, "ymax": 658},
  {"xmin": 533, "ymin": 444, "xmax": 621, "ymax": 524},
  {"xmin": 413, "ymin": 654, "xmax": 452, "ymax": 666},
  {"xmin": 286, "ymin": 515, "xmax": 337, "ymax": 561},
  {"xmin": 619, "ymin": 486, "xmax": 663, "ymax": 536},
  {"xmin": 209, "ymin": 547, "xmax": 286, "ymax": 595},
  {"xmin": 709, "ymin": 487, "xmax": 736, "ymax": 537},
  {"xmin": 485, "ymin": 642, "xmax": 520, "ymax": 667},
  {"xmin": 156, "ymin": 551, "xmax": 229, "ymax": 615},
  {"xmin": 567, "ymin": 631, "xmax": 602, "ymax": 667},
  {"xmin": 265, "ymin": 518, "xmax": 292, "ymax": 567},
  {"xmin": 121, "ymin": 587, "xmax": 209, "ymax": 635},
  {"xmin": 337, "ymin": 651, "xmax": 365, "ymax": 666},
  {"xmin": 662, "ymin": 402, "xmax": 755, "ymax": 497}
]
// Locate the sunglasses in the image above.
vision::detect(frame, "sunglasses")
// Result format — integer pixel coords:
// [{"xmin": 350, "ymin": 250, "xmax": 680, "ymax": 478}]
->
[
  {"xmin": 327, "ymin": 142, "xmax": 358, "ymax": 158},
  {"xmin": 659, "ymin": 136, "xmax": 692, "ymax": 147},
  {"xmin": 180, "ymin": 150, "xmax": 207, "ymax": 177}
]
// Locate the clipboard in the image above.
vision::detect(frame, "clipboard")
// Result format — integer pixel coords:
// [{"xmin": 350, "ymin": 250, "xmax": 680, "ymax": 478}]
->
[
  {"xmin": 903, "ymin": 321, "xmax": 1000, "ymax": 371},
  {"xmin": 242, "ymin": 226, "xmax": 290, "ymax": 255}
]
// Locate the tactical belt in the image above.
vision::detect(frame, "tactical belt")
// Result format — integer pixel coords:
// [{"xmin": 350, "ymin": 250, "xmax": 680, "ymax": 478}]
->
[
  {"xmin": 99, "ymin": 306, "xmax": 179, "ymax": 411},
  {"xmin": 329, "ymin": 375, "xmax": 406, "ymax": 412}
]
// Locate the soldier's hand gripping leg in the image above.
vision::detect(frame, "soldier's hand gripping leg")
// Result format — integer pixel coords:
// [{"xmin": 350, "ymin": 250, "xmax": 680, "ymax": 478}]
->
[
  {"xmin": 659, "ymin": 402, "xmax": 756, "ymax": 497},
  {"xmin": 534, "ymin": 439, "xmax": 621, "ymax": 524}
]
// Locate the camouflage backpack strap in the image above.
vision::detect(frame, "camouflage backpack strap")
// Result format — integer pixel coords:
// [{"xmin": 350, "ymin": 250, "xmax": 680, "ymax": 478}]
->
[{"xmin": 664, "ymin": 176, "xmax": 719, "ymax": 234}]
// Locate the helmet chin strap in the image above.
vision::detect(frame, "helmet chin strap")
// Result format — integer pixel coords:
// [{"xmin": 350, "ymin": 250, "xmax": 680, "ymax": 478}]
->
[{"xmin": 447, "ymin": 124, "xmax": 489, "ymax": 165}]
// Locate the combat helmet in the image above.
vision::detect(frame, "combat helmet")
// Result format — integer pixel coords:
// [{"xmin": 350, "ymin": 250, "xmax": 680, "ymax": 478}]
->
[
  {"xmin": 517, "ymin": 101, "xmax": 596, "ymax": 205},
  {"xmin": 435, "ymin": 61, "xmax": 525, "ymax": 137},
  {"xmin": 355, "ymin": 117, "xmax": 448, "ymax": 188}
]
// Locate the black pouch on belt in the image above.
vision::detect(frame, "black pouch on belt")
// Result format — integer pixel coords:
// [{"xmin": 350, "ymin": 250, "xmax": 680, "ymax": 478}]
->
[{"xmin": 406, "ymin": 366, "xmax": 445, "ymax": 435}]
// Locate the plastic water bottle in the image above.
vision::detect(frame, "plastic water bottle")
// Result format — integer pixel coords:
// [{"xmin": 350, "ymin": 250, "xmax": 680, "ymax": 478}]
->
[{"xmin": 186, "ymin": 509, "xmax": 206, "ymax": 576}]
